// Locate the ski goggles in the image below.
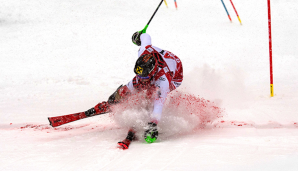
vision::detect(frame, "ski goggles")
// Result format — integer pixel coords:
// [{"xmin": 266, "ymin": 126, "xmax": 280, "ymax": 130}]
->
[{"xmin": 137, "ymin": 75, "xmax": 150, "ymax": 80}]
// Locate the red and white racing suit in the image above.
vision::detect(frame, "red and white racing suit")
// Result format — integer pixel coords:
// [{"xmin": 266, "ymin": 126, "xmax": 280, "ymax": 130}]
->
[{"xmin": 125, "ymin": 33, "xmax": 183, "ymax": 123}]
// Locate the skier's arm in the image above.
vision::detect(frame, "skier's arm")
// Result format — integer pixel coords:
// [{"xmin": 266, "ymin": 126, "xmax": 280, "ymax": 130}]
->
[
  {"xmin": 138, "ymin": 33, "xmax": 152, "ymax": 57},
  {"xmin": 143, "ymin": 78, "xmax": 169, "ymax": 143},
  {"xmin": 150, "ymin": 76, "xmax": 170, "ymax": 123}
]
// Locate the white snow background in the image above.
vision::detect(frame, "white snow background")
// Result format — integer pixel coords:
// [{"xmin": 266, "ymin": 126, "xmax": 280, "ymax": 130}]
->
[{"xmin": 1, "ymin": 0, "xmax": 298, "ymax": 170}]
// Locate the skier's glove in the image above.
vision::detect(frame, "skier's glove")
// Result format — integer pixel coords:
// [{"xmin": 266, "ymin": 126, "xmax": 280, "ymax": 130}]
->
[
  {"xmin": 144, "ymin": 122, "xmax": 158, "ymax": 143},
  {"xmin": 132, "ymin": 31, "xmax": 142, "ymax": 46}
]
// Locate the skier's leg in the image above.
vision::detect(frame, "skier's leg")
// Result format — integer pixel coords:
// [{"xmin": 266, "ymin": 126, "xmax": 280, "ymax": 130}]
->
[{"xmin": 108, "ymin": 85, "xmax": 131, "ymax": 104}]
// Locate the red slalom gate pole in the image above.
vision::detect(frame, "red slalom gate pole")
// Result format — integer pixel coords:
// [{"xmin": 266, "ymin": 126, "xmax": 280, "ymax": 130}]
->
[
  {"xmin": 267, "ymin": 0, "xmax": 274, "ymax": 97},
  {"xmin": 229, "ymin": 0, "xmax": 242, "ymax": 25}
]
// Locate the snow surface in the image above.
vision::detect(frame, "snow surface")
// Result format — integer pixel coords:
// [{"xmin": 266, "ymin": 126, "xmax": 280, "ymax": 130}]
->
[{"xmin": 1, "ymin": 0, "xmax": 298, "ymax": 170}]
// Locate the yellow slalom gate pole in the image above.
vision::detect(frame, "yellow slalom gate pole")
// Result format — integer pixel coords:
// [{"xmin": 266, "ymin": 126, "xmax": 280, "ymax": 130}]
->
[{"xmin": 163, "ymin": 0, "xmax": 168, "ymax": 8}]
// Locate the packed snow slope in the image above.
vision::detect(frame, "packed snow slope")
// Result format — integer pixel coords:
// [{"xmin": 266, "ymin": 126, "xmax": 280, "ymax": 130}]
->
[{"xmin": 1, "ymin": 0, "xmax": 298, "ymax": 170}]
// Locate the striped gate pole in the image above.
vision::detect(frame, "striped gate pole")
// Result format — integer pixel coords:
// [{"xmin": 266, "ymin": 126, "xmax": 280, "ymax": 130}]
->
[
  {"xmin": 267, "ymin": 0, "xmax": 274, "ymax": 97},
  {"xmin": 164, "ymin": 0, "xmax": 168, "ymax": 8},
  {"xmin": 220, "ymin": 0, "xmax": 232, "ymax": 22},
  {"xmin": 229, "ymin": 0, "xmax": 242, "ymax": 25}
]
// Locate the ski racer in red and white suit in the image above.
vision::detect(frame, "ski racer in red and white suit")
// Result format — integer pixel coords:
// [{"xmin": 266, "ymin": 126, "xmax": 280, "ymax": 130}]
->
[
  {"xmin": 110, "ymin": 33, "xmax": 183, "ymax": 147},
  {"xmin": 125, "ymin": 33, "xmax": 183, "ymax": 124}
]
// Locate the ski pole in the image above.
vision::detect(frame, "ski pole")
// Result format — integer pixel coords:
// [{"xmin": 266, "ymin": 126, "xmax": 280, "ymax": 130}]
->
[
  {"xmin": 164, "ymin": 0, "xmax": 168, "ymax": 8},
  {"xmin": 220, "ymin": 0, "xmax": 232, "ymax": 22},
  {"xmin": 174, "ymin": 0, "xmax": 178, "ymax": 9},
  {"xmin": 229, "ymin": 0, "xmax": 242, "ymax": 25},
  {"xmin": 140, "ymin": 0, "xmax": 164, "ymax": 33}
]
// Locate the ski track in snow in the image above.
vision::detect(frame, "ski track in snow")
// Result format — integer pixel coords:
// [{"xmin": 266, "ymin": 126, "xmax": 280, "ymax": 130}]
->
[{"xmin": 1, "ymin": 120, "xmax": 297, "ymax": 133}]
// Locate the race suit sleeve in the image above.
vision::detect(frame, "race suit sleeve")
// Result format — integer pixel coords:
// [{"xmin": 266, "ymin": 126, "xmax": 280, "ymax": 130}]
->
[
  {"xmin": 138, "ymin": 33, "xmax": 152, "ymax": 57},
  {"xmin": 125, "ymin": 75, "xmax": 170, "ymax": 124},
  {"xmin": 151, "ymin": 75, "xmax": 170, "ymax": 123}
]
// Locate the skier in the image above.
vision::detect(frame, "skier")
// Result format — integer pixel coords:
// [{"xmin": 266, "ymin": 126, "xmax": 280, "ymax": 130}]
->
[
  {"xmin": 83, "ymin": 32, "xmax": 183, "ymax": 149},
  {"xmin": 110, "ymin": 32, "xmax": 184, "ymax": 149},
  {"xmin": 48, "ymin": 32, "xmax": 183, "ymax": 149}
]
